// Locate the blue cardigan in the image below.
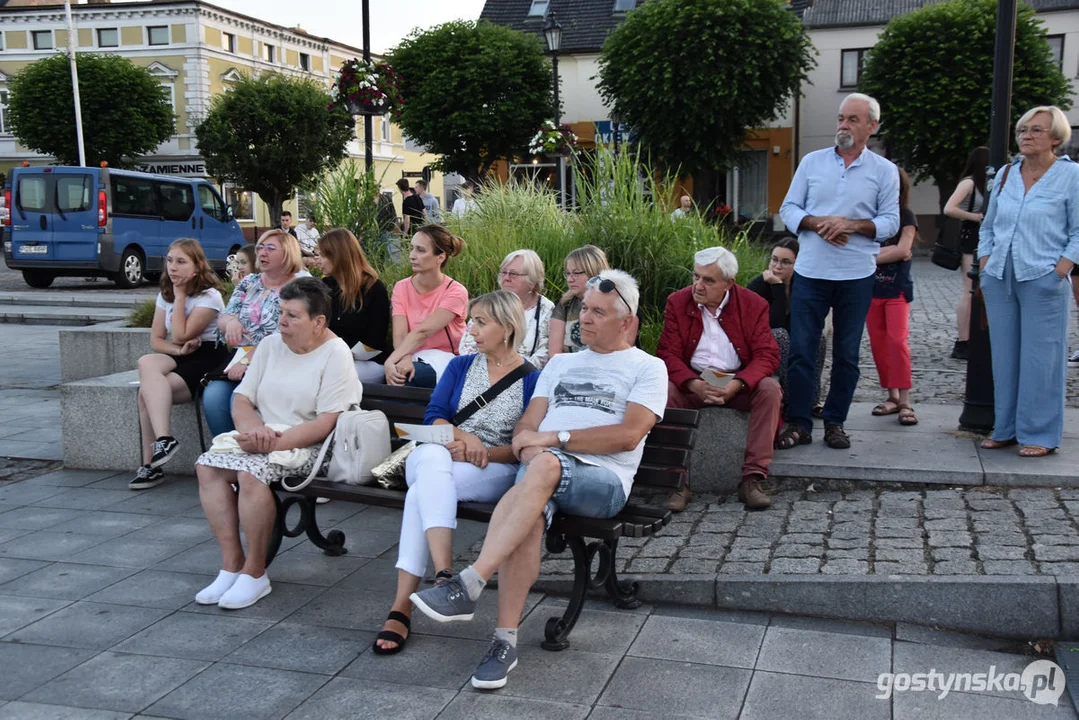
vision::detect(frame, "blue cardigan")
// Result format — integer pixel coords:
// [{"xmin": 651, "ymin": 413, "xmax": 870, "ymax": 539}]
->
[{"xmin": 424, "ymin": 354, "xmax": 540, "ymax": 425}]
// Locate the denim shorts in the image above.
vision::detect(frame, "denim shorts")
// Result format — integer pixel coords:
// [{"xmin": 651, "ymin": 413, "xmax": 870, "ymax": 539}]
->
[{"xmin": 515, "ymin": 448, "xmax": 627, "ymax": 523}]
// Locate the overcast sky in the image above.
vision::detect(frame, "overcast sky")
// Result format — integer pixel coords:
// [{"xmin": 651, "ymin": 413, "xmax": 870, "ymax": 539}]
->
[{"xmin": 209, "ymin": 0, "xmax": 488, "ymax": 54}]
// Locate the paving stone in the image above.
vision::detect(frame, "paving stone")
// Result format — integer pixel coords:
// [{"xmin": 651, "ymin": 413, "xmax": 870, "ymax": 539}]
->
[
  {"xmin": 756, "ymin": 625, "xmax": 891, "ymax": 682},
  {"xmin": 0, "ymin": 702, "xmax": 133, "ymax": 719},
  {"xmin": 6, "ymin": 601, "xmax": 171, "ymax": 649},
  {"xmin": 930, "ymin": 547, "xmax": 975, "ymax": 561},
  {"xmin": 780, "ymin": 533, "xmax": 826, "ymax": 544},
  {"xmin": 875, "ymin": 517, "xmax": 920, "ymax": 528},
  {"xmin": 924, "ymin": 518, "xmax": 969, "ymax": 532},
  {"xmin": 670, "ymin": 558, "xmax": 719, "ymax": 574},
  {"xmin": 0, "ymin": 562, "xmax": 135, "ymax": 601},
  {"xmin": 634, "ymin": 537, "xmax": 686, "ymax": 558},
  {"xmin": 874, "ymin": 537, "xmax": 924, "ymax": 549},
  {"xmin": 1030, "ymin": 534, "xmax": 1079, "ymax": 546},
  {"xmin": 0, "ymin": 531, "xmax": 108, "ymax": 562},
  {"xmin": 676, "ymin": 544, "xmax": 728, "ymax": 560},
  {"xmin": 982, "ymin": 560, "xmax": 1039, "ymax": 575},
  {"xmin": 1033, "ymin": 545, "xmax": 1079, "ymax": 562},
  {"xmin": 932, "ymin": 560, "xmax": 980, "ymax": 574},
  {"xmin": 827, "ymin": 538, "xmax": 870, "ymax": 549},
  {"xmin": 874, "ymin": 562, "xmax": 928, "ymax": 575},
  {"xmin": 768, "ymin": 558, "xmax": 820, "ymax": 574},
  {"xmin": 598, "ymin": 656, "xmax": 751, "ymax": 719},
  {"xmin": 927, "ymin": 531, "xmax": 972, "ymax": 547},
  {"xmin": 439, "ymin": 694, "xmax": 590, "ymax": 720},
  {"xmin": 0, "ymin": 643, "xmax": 98, "ymax": 701},
  {"xmin": 824, "ymin": 549, "xmax": 869, "ymax": 560},
  {"xmin": 875, "ymin": 549, "xmax": 926, "ymax": 563},
  {"xmin": 0, "ymin": 595, "xmax": 70, "ymax": 636},
  {"xmin": 976, "ymin": 532, "xmax": 1028, "ymax": 546},
  {"xmin": 728, "ymin": 537, "xmax": 773, "ymax": 550},
  {"xmin": 1039, "ymin": 562, "xmax": 1079, "ymax": 574},
  {"xmin": 113, "ymin": 612, "xmax": 274, "ymax": 661},
  {"xmin": 629, "ymin": 615, "xmax": 764, "ymax": 668},
  {"xmin": 975, "ymin": 545, "xmax": 1028, "ymax": 561},
  {"xmin": 718, "ymin": 561, "xmax": 766, "ymax": 574},
  {"xmin": 626, "ymin": 557, "xmax": 669, "ymax": 573},
  {"xmin": 725, "ymin": 549, "xmax": 771, "ymax": 562},
  {"xmin": 773, "ymin": 544, "xmax": 821, "ymax": 559},
  {"xmin": 820, "ymin": 559, "xmax": 869, "ymax": 574},
  {"xmin": 146, "ymin": 663, "xmax": 327, "ymax": 720},
  {"xmin": 286, "ymin": 677, "xmax": 455, "ymax": 720},
  {"xmin": 874, "ymin": 527, "xmax": 924, "ymax": 539},
  {"xmin": 0, "ymin": 507, "xmax": 84, "ymax": 531},
  {"xmin": 740, "ymin": 672, "xmax": 889, "ymax": 720}
]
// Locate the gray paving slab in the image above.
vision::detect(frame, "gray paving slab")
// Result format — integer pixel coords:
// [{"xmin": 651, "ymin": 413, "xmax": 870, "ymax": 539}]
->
[
  {"xmin": 0, "ymin": 531, "xmax": 108, "ymax": 562},
  {"xmin": 152, "ymin": 540, "xmax": 226, "ymax": 575},
  {"xmin": 121, "ymin": 516, "xmax": 213, "ymax": 546},
  {"xmin": 755, "ymin": 625, "xmax": 892, "ymax": 684},
  {"xmin": 105, "ymin": 491, "xmax": 203, "ymax": 517},
  {"xmin": 0, "ymin": 563, "xmax": 136, "ymax": 601},
  {"xmin": 0, "ymin": 484, "xmax": 68, "ymax": 506},
  {"xmin": 283, "ymin": 586, "xmax": 403, "ymax": 633},
  {"xmin": 439, "ymin": 693, "xmax": 591, "ymax": 720},
  {"xmin": 65, "ymin": 536, "xmax": 189, "ymax": 569},
  {"xmin": 0, "ymin": 594, "xmax": 69, "ymax": 636},
  {"xmin": 341, "ymin": 633, "xmax": 487, "ymax": 689},
  {"xmin": 891, "ymin": 686, "xmax": 1078, "ymax": 719},
  {"xmin": 179, "ymin": 580, "xmax": 326, "ymax": 622},
  {"xmin": 627, "ymin": 615, "xmax": 764, "ymax": 668},
  {"xmin": 258, "ymin": 548, "xmax": 372, "ymax": 587},
  {"xmin": 16, "ymin": 469, "xmax": 118, "ymax": 487},
  {"xmin": 286, "ymin": 528, "xmax": 399, "ymax": 558},
  {"xmin": 739, "ymin": 672, "xmax": 889, "ymax": 720},
  {"xmin": 112, "ymin": 612, "xmax": 274, "ymax": 662},
  {"xmin": 980, "ymin": 448, "xmax": 1079, "ymax": 486},
  {"xmin": 471, "ymin": 644, "xmax": 623, "ymax": 705},
  {"xmin": 145, "ymin": 663, "xmax": 328, "ymax": 720},
  {"xmin": 22, "ymin": 651, "xmax": 209, "ymax": 714},
  {"xmin": 4, "ymin": 600, "xmax": 171, "ymax": 649},
  {"xmin": 86, "ymin": 569, "xmax": 215, "ymax": 611},
  {"xmin": 283, "ymin": 677, "xmax": 455, "ymax": 720},
  {"xmin": 0, "ymin": 528, "xmax": 30, "ymax": 545},
  {"xmin": 586, "ymin": 708, "xmax": 708, "ymax": 720},
  {"xmin": 46, "ymin": 511, "xmax": 160, "ymax": 538},
  {"xmin": 0, "ymin": 702, "xmax": 131, "ymax": 719},
  {"xmin": 0, "ymin": 441, "xmax": 62, "ymax": 461},
  {"xmin": 0, "ymin": 643, "xmax": 99, "ymax": 701},
  {"xmin": 30, "ymin": 488, "xmax": 133, "ymax": 511},
  {"xmin": 0, "ymin": 558, "xmax": 49, "ymax": 585},
  {"xmin": 225, "ymin": 622, "xmax": 371, "ymax": 675},
  {"xmin": 769, "ymin": 614, "xmax": 894, "ymax": 639},
  {"xmin": 598, "ymin": 656, "xmax": 752, "ymax": 719},
  {"xmin": 517, "ymin": 598, "xmax": 647, "ymax": 656},
  {"xmin": 894, "ymin": 622, "xmax": 1016, "ymax": 652},
  {"xmin": 891, "ymin": 641, "xmax": 1038, "ymax": 700}
]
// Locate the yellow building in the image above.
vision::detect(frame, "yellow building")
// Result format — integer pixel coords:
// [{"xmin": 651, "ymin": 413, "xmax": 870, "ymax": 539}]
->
[{"xmin": 0, "ymin": 0, "xmax": 444, "ymax": 239}]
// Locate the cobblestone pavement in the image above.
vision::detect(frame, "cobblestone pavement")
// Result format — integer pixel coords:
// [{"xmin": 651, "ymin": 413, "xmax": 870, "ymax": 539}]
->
[{"xmin": 452, "ymin": 485, "xmax": 1079, "ymax": 578}]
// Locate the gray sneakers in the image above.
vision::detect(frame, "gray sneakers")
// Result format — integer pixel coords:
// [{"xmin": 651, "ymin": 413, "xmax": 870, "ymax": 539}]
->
[
  {"xmin": 471, "ymin": 637, "xmax": 518, "ymax": 690},
  {"xmin": 409, "ymin": 574, "xmax": 476, "ymax": 623}
]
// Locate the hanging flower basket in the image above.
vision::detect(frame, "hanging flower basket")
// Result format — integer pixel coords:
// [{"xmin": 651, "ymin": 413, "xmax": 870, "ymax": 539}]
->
[
  {"xmin": 529, "ymin": 120, "xmax": 578, "ymax": 157},
  {"xmin": 329, "ymin": 58, "xmax": 403, "ymax": 116}
]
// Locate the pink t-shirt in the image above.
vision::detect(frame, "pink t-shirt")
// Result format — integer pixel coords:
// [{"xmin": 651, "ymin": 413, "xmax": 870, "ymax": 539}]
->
[{"xmin": 391, "ymin": 276, "xmax": 469, "ymax": 354}]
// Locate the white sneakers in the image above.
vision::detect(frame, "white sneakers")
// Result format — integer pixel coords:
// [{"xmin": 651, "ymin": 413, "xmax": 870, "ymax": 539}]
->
[
  {"xmin": 195, "ymin": 569, "xmax": 271, "ymax": 610},
  {"xmin": 1069, "ymin": 349, "xmax": 1079, "ymax": 368}
]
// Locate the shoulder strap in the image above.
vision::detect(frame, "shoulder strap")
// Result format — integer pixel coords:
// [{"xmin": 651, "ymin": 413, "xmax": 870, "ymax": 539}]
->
[
  {"xmin": 280, "ymin": 424, "xmax": 338, "ymax": 493},
  {"xmin": 452, "ymin": 360, "xmax": 536, "ymax": 426},
  {"xmin": 442, "ymin": 278, "xmax": 459, "ymax": 356},
  {"xmin": 529, "ymin": 299, "xmax": 543, "ymax": 356},
  {"xmin": 996, "ymin": 163, "xmax": 1013, "ymax": 196},
  {"xmin": 965, "ymin": 182, "xmax": 977, "ymax": 212}
]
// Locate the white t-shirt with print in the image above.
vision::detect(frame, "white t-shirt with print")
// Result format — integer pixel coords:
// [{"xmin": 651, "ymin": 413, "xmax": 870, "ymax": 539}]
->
[
  {"xmin": 235, "ymin": 333, "xmax": 361, "ymax": 427},
  {"xmin": 535, "ymin": 347, "xmax": 668, "ymax": 498},
  {"xmin": 155, "ymin": 288, "xmax": 225, "ymax": 342}
]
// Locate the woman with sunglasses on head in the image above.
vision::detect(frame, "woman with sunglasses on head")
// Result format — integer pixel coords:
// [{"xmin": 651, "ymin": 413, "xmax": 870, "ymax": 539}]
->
[
  {"xmin": 548, "ymin": 244, "xmax": 610, "ymax": 358},
  {"xmin": 201, "ymin": 229, "xmax": 308, "ymax": 437},
  {"xmin": 459, "ymin": 249, "xmax": 554, "ymax": 369}
]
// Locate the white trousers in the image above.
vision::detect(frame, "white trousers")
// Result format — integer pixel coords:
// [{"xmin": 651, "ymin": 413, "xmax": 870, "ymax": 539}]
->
[
  {"xmin": 354, "ymin": 360, "xmax": 385, "ymax": 385},
  {"xmin": 395, "ymin": 442, "xmax": 517, "ymax": 578}
]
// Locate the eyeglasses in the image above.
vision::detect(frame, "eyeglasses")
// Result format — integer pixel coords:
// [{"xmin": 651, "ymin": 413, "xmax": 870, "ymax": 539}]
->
[
  {"xmin": 770, "ymin": 256, "xmax": 795, "ymax": 267},
  {"xmin": 563, "ymin": 270, "xmax": 589, "ymax": 279},
  {"xmin": 587, "ymin": 275, "xmax": 633, "ymax": 314},
  {"xmin": 255, "ymin": 243, "xmax": 279, "ymax": 253},
  {"xmin": 499, "ymin": 270, "xmax": 526, "ymax": 280},
  {"xmin": 1016, "ymin": 126, "xmax": 1048, "ymax": 138}
]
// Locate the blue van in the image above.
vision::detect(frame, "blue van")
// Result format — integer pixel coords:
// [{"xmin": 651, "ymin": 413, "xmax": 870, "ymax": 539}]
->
[{"xmin": 3, "ymin": 166, "xmax": 246, "ymax": 288}]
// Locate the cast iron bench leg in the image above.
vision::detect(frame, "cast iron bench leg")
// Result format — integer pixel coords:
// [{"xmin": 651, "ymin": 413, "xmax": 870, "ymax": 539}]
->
[
  {"xmin": 541, "ymin": 533, "xmax": 588, "ymax": 651},
  {"xmin": 266, "ymin": 493, "xmax": 315, "ymax": 566},
  {"xmin": 601, "ymin": 537, "xmax": 640, "ymax": 609},
  {"xmin": 302, "ymin": 496, "xmax": 348, "ymax": 556}
]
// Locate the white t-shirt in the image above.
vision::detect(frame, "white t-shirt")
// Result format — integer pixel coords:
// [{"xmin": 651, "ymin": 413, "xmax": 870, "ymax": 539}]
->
[
  {"xmin": 452, "ymin": 198, "xmax": 477, "ymax": 217},
  {"xmin": 155, "ymin": 288, "xmax": 225, "ymax": 342},
  {"xmin": 535, "ymin": 347, "xmax": 669, "ymax": 498},
  {"xmin": 235, "ymin": 333, "xmax": 361, "ymax": 428}
]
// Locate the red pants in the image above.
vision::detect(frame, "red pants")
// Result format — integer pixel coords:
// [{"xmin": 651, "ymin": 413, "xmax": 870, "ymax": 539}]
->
[
  {"xmin": 666, "ymin": 377, "xmax": 782, "ymax": 485},
  {"xmin": 866, "ymin": 296, "xmax": 911, "ymax": 390}
]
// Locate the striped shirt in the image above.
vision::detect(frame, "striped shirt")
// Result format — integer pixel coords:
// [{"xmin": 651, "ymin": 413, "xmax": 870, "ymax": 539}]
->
[
  {"xmin": 978, "ymin": 155, "xmax": 1079, "ymax": 282},
  {"xmin": 780, "ymin": 146, "xmax": 900, "ymax": 281}
]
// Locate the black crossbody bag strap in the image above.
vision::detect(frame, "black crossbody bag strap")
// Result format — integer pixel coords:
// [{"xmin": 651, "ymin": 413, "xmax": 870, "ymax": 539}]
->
[
  {"xmin": 452, "ymin": 360, "xmax": 536, "ymax": 426},
  {"xmin": 529, "ymin": 299, "xmax": 543, "ymax": 356}
]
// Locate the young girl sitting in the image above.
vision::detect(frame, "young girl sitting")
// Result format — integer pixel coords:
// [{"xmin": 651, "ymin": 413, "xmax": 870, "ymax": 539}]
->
[
  {"xmin": 131, "ymin": 239, "xmax": 229, "ymax": 490},
  {"xmin": 231, "ymin": 245, "xmax": 256, "ymax": 285}
]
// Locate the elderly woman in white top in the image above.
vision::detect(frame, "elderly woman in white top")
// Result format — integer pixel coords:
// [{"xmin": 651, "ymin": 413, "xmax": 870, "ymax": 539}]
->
[
  {"xmin": 194, "ymin": 277, "xmax": 361, "ymax": 610},
  {"xmin": 978, "ymin": 105, "xmax": 1079, "ymax": 458},
  {"xmin": 459, "ymin": 249, "xmax": 554, "ymax": 369}
]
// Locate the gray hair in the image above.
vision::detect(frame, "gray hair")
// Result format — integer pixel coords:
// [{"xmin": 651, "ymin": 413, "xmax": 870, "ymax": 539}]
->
[
  {"xmin": 1016, "ymin": 105, "xmax": 1072, "ymax": 149},
  {"xmin": 693, "ymin": 246, "xmax": 739, "ymax": 281},
  {"xmin": 840, "ymin": 92, "xmax": 881, "ymax": 124},
  {"xmin": 586, "ymin": 269, "xmax": 639, "ymax": 318},
  {"xmin": 469, "ymin": 290, "xmax": 526, "ymax": 349},
  {"xmin": 279, "ymin": 277, "xmax": 332, "ymax": 320},
  {"xmin": 500, "ymin": 249, "xmax": 545, "ymax": 294}
]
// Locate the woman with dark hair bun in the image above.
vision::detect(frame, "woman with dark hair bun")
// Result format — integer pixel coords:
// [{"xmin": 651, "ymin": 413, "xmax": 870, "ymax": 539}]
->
[{"xmin": 943, "ymin": 145, "xmax": 989, "ymax": 360}]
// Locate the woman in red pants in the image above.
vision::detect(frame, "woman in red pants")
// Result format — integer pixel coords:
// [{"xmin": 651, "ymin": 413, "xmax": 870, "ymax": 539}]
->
[{"xmin": 867, "ymin": 168, "xmax": 919, "ymax": 426}]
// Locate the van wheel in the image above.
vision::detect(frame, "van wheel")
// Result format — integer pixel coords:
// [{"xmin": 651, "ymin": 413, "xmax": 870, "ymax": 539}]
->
[
  {"xmin": 22, "ymin": 270, "xmax": 55, "ymax": 289},
  {"xmin": 113, "ymin": 247, "xmax": 145, "ymax": 288}
]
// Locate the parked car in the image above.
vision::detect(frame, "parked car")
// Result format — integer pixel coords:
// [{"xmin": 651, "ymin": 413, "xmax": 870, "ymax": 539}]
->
[{"xmin": 3, "ymin": 166, "xmax": 245, "ymax": 289}]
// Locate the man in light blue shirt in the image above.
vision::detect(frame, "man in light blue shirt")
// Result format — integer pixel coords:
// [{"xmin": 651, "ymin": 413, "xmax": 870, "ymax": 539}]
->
[{"xmin": 778, "ymin": 93, "xmax": 900, "ymax": 450}]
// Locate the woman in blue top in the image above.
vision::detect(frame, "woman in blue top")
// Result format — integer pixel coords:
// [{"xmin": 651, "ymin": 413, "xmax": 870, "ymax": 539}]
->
[
  {"xmin": 978, "ymin": 105, "xmax": 1079, "ymax": 457},
  {"xmin": 374, "ymin": 290, "xmax": 540, "ymax": 655}
]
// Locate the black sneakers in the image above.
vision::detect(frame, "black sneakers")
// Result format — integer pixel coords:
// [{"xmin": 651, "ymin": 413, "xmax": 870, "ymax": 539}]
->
[
  {"xmin": 150, "ymin": 437, "xmax": 180, "ymax": 469},
  {"xmin": 130, "ymin": 465, "xmax": 164, "ymax": 490}
]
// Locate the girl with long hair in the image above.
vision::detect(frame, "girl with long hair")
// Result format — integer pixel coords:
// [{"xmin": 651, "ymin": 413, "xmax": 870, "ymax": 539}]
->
[{"xmin": 943, "ymin": 145, "xmax": 989, "ymax": 360}]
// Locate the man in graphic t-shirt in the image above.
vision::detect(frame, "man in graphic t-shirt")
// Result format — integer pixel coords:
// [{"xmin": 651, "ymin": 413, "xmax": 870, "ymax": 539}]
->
[{"xmin": 410, "ymin": 269, "xmax": 668, "ymax": 691}]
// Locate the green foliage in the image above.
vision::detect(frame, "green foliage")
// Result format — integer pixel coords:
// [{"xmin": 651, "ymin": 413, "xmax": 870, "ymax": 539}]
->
[
  {"xmin": 858, "ymin": 0, "xmax": 1072, "ymax": 206},
  {"xmin": 387, "ymin": 20, "xmax": 553, "ymax": 177},
  {"xmin": 195, "ymin": 73, "xmax": 355, "ymax": 220},
  {"xmin": 8, "ymin": 53, "xmax": 174, "ymax": 167},
  {"xmin": 597, "ymin": 0, "xmax": 814, "ymax": 175},
  {"xmin": 301, "ymin": 161, "xmax": 387, "ymax": 260}
]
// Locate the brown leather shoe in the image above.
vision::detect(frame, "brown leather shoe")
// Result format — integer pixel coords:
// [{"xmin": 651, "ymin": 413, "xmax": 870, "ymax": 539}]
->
[
  {"xmin": 665, "ymin": 486, "xmax": 692, "ymax": 513},
  {"xmin": 738, "ymin": 478, "xmax": 772, "ymax": 510}
]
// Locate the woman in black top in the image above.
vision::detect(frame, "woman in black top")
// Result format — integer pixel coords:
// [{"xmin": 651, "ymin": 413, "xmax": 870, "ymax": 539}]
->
[{"xmin": 317, "ymin": 228, "xmax": 391, "ymax": 385}]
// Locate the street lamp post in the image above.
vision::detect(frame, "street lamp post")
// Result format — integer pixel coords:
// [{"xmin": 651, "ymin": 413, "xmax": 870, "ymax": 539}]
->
[
  {"xmin": 543, "ymin": 12, "xmax": 564, "ymax": 208},
  {"xmin": 63, "ymin": 0, "xmax": 86, "ymax": 167},
  {"xmin": 362, "ymin": 0, "xmax": 374, "ymax": 172},
  {"xmin": 959, "ymin": 0, "xmax": 1017, "ymax": 433}
]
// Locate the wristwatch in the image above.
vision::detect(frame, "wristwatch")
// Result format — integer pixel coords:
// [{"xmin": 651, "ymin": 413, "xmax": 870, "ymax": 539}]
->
[{"xmin": 557, "ymin": 430, "xmax": 571, "ymax": 450}]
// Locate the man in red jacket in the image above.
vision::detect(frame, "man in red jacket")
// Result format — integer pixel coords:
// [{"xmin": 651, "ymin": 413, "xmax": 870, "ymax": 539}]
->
[{"xmin": 657, "ymin": 246, "xmax": 782, "ymax": 511}]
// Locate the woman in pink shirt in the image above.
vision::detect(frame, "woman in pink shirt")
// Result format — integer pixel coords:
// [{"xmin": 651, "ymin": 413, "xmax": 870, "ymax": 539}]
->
[{"xmin": 385, "ymin": 225, "xmax": 468, "ymax": 387}]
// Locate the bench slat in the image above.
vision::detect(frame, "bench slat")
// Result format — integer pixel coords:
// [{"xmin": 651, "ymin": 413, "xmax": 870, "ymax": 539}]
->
[
  {"xmin": 659, "ymin": 407, "xmax": 700, "ymax": 427},
  {"xmin": 361, "ymin": 400, "xmax": 426, "ymax": 423},
  {"xmin": 647, "ymin": 425, "xmax": 697, "ymax": 449},
  {"xmin": 631, "ymin": 467, "xmax": 686, "ymax": 489},
  {"xmin": 362, "ymin": 385, "xmax": 434, "ymax": 403},
  {"xmin": 640, "ymin": 445, "xmax": 689, "ymax": 468}
]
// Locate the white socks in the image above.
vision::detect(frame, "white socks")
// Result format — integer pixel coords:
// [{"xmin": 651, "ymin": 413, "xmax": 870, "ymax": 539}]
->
[
  {"xmin": 195, "ymin": 570, "xmax": 240, "ymax": 605},
  {"xmin": 494, "ymin": 627, "xmax": 518, "ymax": 648},
  {"xmin": 218, "ymin": 573, "xmax": 272, "ymax": 610},
  {"xmin": 459, "ymin": 566, "xmax": 486, "ymax": 602}
]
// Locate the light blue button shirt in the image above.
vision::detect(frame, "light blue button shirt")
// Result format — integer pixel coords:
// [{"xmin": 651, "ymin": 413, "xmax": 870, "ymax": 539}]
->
[
  {"xmin": 977, "ymin": 155, "xmax": 1079, "ymax": 281},
  {"xmin": 780, "ymin": 147, "xmax": 901, "ymax": 281}
]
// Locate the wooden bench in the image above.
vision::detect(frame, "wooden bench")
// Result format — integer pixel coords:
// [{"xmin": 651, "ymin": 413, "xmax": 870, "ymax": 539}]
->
[{"xmin": 264, "ymin": 383, "xmax": 699, "ymax": 651}]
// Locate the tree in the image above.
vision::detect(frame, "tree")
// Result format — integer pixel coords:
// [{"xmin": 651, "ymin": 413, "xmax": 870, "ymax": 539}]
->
[
  {"xmin": 7, "ymin": 53, "xmax": 174, "ymax": 167},
  {"xmin": 196, "ymin": 73, "xmax": 355, "ymax": 219},
  {"xmin": 858, "ymin": 0, "xmax": 1071, "ymax": 209},
  {"xmin": 597, "ymin": 0, "xmax": 814, "ymax": 176},
  {"xmin": 387, "ymin": 20, "xmax": 552, "ymax": 178}
]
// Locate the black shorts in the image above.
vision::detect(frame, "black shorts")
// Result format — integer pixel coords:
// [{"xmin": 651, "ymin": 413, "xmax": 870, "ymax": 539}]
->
[
  {"xmin": 170, "ymin": 342, "xmax": 230, "ymax": 397},
  {"xmin": 1072, "ymin": 264, "xmax": 1079, "ymax": 276}
]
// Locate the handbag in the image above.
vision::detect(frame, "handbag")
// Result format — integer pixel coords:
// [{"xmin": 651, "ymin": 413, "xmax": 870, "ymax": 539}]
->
[
  {"xmin": 280, "ymin": 408, "xmax": 392, "ymax": 492},
  {"xmin": 931, "ymin": 193, "xmax": 974, "ymax": 271},
  {"xmin": 371, "ymin": 440, "xmax": 417, "ymax": 490}
]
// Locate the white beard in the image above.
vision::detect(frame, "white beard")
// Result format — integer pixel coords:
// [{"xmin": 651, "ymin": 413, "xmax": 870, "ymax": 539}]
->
[{"xmin": 836, "ymin": 132, "xmax": 854, "ymax": 149}]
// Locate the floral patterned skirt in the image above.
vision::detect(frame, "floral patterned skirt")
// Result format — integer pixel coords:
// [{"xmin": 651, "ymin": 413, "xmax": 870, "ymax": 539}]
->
[{"xmin": 196, "ymin": 447, "xmax": 318, "ymax": 485}]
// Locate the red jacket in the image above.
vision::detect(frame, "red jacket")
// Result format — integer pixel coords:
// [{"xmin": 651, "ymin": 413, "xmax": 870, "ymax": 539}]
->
[{"xmin": 657, "ymin": 284, "xmax": 779, "ymax": 393}]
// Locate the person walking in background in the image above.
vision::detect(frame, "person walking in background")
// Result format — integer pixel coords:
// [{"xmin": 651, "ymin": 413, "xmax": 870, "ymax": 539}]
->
[
  {"xmin": 777, "ymin": 92, "xmax": 900, "ymax": 450},
  {"xmin": 670, "ymin": 195, "xmax": 693, "ymax": 220},
  {"xmin": 944, "ymin": 146, "xmax": 989, "ymax": 361},
  {"xmin": 978, "ymin": 105, "xmax": 1079, "ymax": 458},
  {"xmin": 452, "ymin": 180, "xmax": 479, "ymax": 218},
  {"xmin": 415, "ymin": 179, "xmax": 443, "ymax": 223},
  {"xmin": 866, "ymin": 168, "xmax": 919, "ymax": 426},
  {"xmin": 397, "ymin": 178, "xmax": 426, "ymax": 237}
]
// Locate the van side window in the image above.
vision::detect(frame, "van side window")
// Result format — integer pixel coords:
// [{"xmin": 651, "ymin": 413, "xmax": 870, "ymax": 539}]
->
[
  {"xmin": 158, "ymin": 182, "xmax": 194, "ymax": 222},
  {"xmin": 111, "ymin": 177, "xmax": 158, "ymax": 217},
  {"xmin": 57, "ymin": 175, "xmax": 92, "ymax": 213},
  {"xmin": 16, "ymin": 176, "xmax": 48, "ymax": 212},
  {"xmin": 198, "ymin": 185, "xmax": 227, "ymax": 221}
]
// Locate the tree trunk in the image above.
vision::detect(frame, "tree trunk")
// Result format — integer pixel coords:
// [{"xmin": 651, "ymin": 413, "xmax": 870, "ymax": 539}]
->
[{"xmin": 263, "ymin": 193, "xmax": 285, "ymax": 227}]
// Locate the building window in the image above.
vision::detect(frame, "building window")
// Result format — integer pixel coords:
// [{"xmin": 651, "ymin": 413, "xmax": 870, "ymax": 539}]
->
[
  {"xmin": 262, "ymin": 44, "xmax": 275, "ymax": 63},
  {"xmin": 32, "ymin": 31, "xmax": 53, "ymax": 51},
  {"xmin": 222, "ymin": 32, "xmax": 235, "ymax": 53},
  {"xmin": 403, "ymin": 134, "xmax": 427, "ymax": 153},
  {"xmin": 0, "ymin": 32, "xmax": 4, "ymax": 52},
  {"xmin": 159, "ymin": 82, "xmax": 175, "ymax": 110},
  {"xmin": 840, "ymin": 48, "xmax": 870, "ymax": 89},
  {"xmin": 528, "ymin": 0, "xmax": 550, "ymax": 17},
  {"xmin": 613, "ymin": 0, "xmax": 635, "ymax": 11},
  {"xmin": 148, "ymin": 26, "xmax": 169, "ymax": 46},
  {"xmin": 380, "ymin": 114, "xmax": 392, "ymax": 142},
  {"xmin": 97, "ymin": 28, "xmax": 119, "ymax": 48},
  {"xmin": 295, "ymin": 189, "xmax": 311, "ymax": 220},
  {"xmin": 0, "ymin": 90, "xmax": 9, "ymax": 135},
  {"xmin": 1047, "ymin": 34, "xmax": 1065, "ymax": 69},
  {"xmin": 299, "ymin": 52, "xmax": 310, "ymax": 71},
  {"xmin": 224, "ymin": 185, "xmax": 255, "ymax": 221}
]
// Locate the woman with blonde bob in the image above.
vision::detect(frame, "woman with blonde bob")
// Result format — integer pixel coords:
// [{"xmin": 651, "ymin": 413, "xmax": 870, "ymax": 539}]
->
[
  {"xmin": 317, "ymin": 228, "xmax": 391, "ymax": 384},
  {"xmin": 978, "ymin": 105, "xmax": 1079, "ymax": 457},
  {"xmin": 548, "ymin": 244, "xmax": 610, "ymax": 356},
  {"xmin": 374, "ymin": 290, "xmax": 540, "ymax": 655},
  {"xmin": 459, "ymin": 249, "xmax": 555, "ymax": 369}
]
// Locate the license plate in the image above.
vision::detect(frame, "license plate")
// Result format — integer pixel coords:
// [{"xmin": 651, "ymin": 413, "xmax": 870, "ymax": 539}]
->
[{"xmin": 20, "ymin": 245, "xmax": 48, "ymax": 255}]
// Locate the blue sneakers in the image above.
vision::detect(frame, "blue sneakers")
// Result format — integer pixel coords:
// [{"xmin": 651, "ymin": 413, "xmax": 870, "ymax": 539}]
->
[
  {"xmin": 409, "ymin": 574, "xmax": 476, "ymax": 623},
  {"xmin": 471, "ymin": 637, "xmax": 518, "ymax": 689}
]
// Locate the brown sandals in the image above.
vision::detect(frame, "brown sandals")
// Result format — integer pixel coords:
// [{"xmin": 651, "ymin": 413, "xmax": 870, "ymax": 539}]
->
[
  {"xmin": 897, "ymin": 404, "xmax": 918, "ymax": 426},
  {"xmin": 980, "ymin": 438, "xmax": 1018, "ymax": 450}
]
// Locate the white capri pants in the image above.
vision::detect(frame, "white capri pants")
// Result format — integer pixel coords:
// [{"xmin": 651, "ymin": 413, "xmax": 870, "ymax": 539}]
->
[
  {"xmin": 354, "ymin": 360, "xmax": 385, "ymax": 385},
  {"xmin": 395, "ymin": 442, "xmax": 518, "ymax": 578}
]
